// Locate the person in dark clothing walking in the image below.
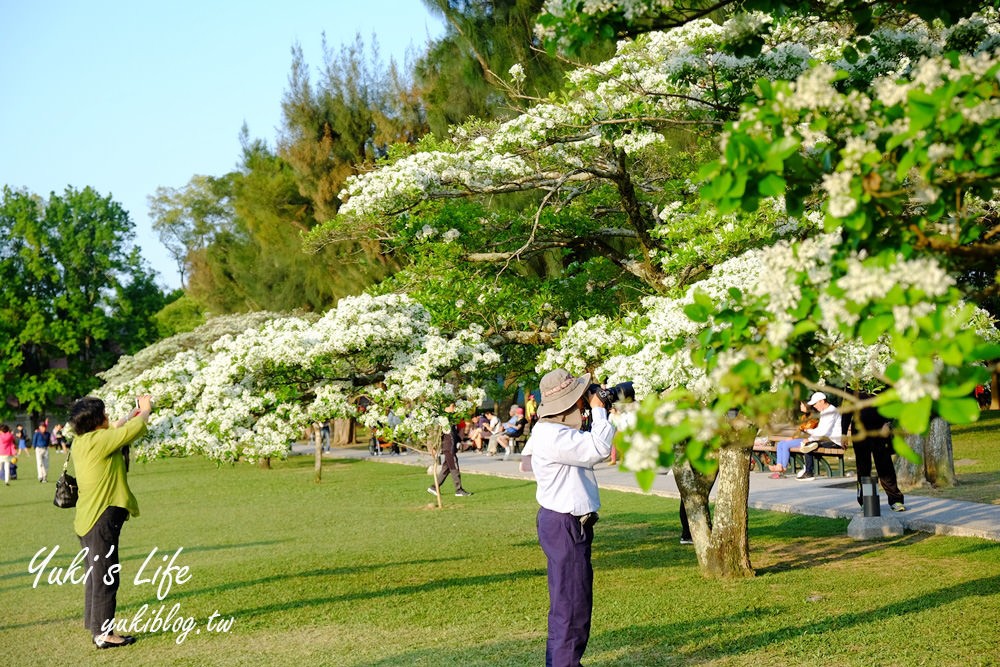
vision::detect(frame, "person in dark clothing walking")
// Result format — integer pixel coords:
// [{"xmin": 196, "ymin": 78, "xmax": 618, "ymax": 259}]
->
[
  {"xmin": 851, "ymin": 392, "xmax": 905, "ymax": 512},
  {"xmin": 428, "ymin": 405, "xmax": 472, "ymax": 497}
]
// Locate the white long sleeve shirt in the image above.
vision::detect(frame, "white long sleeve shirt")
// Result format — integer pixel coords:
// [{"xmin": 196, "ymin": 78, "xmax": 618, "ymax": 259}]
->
[
  {"xmin": 529, "ymin": 407, "xmax": 616, "ymax": 515},
  {"xmin": 806, "ymin": 404, "xmax": 842, "ymax": 445}
]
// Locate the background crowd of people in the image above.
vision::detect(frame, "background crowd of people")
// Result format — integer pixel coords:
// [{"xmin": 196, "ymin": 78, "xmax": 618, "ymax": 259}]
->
[{"xmin": 0, "ymin": 418, "xmax": 69, "ymax": 485}]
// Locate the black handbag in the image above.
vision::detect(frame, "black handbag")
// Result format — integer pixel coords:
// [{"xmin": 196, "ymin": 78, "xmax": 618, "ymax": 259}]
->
[{"xmin": 53, "ymin": 452, "xmax": 78, "ymax": 509}]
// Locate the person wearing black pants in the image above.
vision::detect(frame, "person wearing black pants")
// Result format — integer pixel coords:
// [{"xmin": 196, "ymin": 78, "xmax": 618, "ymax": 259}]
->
[
  {"xmin": 79, "ymin": 506, "xmax": 130, "ymax": 637},
  {"xmin": 527, "ymin": 369, "xmax": 615, "ymax": 667},
  {"xmin": 69, "ymin": 394, "xmax": 152, "ymax": 649},
  {"xmin": 851, "ymin": 393, "xmax": 905, "ymax": 512},
  {"xmin": 428, "ymin": 406, "xmax": 472, "ymax": 497}
]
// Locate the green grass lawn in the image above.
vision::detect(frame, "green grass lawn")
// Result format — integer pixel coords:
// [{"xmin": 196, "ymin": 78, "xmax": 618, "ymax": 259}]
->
[
  {"xmin": 930, "ymin": 409, "xmax": 1000, "ymax": 504},
  {"xmin": 2, "ymin": 452, "xmax": 1000, "ymax": 667}
]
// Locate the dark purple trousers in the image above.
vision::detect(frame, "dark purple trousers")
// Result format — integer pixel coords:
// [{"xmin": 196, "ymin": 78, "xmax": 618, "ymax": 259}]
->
[{"xmin": 537, "ymin": 507, "xmax": 594, "ymax": 667}]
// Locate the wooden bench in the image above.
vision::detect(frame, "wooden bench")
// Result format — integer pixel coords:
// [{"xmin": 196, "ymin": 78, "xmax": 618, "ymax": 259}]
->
[{"xmin": 752, "ymin": 438, "xmax": 847, "ymax": 477}]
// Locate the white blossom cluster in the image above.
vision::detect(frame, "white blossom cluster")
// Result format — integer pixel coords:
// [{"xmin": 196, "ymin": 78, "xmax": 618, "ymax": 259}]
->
[
  {"xmin": 338, "ymin": 149, "xmax": 534, "ymax": 218},
  {"xmin": 723, "ymin": 12, "xmax": 1000, "ymax": 220},
  {"xmin": 535, "ymin": 315, "xmax": 642, "ymax": 377},
  {"xmin": 98, "ymin": 311, "xmax": 297, "ymax": 387},
  {"xmin": 97, "ymin": 294, "xmax": 499, "ymax": 463},
  {"xmin": 542, "ymin": 229, "xmax": 991, "ymax": 452},
  {"xmin": 536, "ymin": 0, "xmax": 677, "ymax": 50},
  {"xmin": 324, "ymin": 11, "xmax": 907, "ymax": 243}
]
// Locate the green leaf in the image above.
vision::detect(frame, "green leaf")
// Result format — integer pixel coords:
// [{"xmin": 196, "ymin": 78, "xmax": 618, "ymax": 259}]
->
[
  {"xmin": 757, "ymin": 173, "xmax": 786, "ymax": 197},
  {"xmin": 972, "ymin": 343, "xmax": 1000, "ymax": 361},
  {"xmin": 684, "ymin": 302, "xmax": 710, "ymax": 322},
  {"xmin": 935, "ymin": 397, "xmax": 980, "ymax": 424},
  {"xmin": 792, "ymin": 320, "xmax": 819, "ymax": 338},
  {"xmin": 899, "ymin": 396, "xmax": 933, "ymax": 434},
  {"xmin": 635, "ymin": 468, "xmax": 656, "ymax": 492},
  {"xmin": 892, "ymin": 435, "xmax": 922, "ymax": 465},
  {"xmin": 858, "ymin": 313, "xmax": 894, "ymax": 344}
]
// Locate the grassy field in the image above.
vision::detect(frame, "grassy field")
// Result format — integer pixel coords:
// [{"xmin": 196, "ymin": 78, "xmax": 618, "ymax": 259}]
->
[
  {"xmin": 2, "ymin": 447, "xmax": 999, "ymax": 667},
  {"xmin": 925, "ymin": 409, "xmax": 1000, "ymax": 504}
]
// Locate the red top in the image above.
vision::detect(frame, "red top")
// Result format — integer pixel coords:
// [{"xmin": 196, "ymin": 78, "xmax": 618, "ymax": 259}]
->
[{"xmin": 0, "ymin": 432, "xmax": 15, "ymax": 457}]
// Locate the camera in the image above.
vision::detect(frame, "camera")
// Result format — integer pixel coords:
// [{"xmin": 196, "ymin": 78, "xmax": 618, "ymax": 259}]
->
[{"xmin": 587, "ymin": 382, "xmax": 635, "ymax": 410}]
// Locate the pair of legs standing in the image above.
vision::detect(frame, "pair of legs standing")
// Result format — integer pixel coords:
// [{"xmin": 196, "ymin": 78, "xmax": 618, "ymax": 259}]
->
[
  {"xmin": 78, "ymin": 506, "xmax": 129, "ymax": 641},
  {"xmin": 537, "ymin": 507, "xmax": 594, "ymax": 667},
  {"xmin": 854, "ymin": 435, "xmax": 904, "ymax": 509},
  {"xmin": 35, "ymin": 446, "xmax": 49, "ymax": 482}
]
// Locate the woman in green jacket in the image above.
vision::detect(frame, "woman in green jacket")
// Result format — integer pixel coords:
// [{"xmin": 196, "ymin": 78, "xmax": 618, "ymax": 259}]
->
[{"xmin": 68, "ymin": 394, "xmax": 152, "ymax": 649}]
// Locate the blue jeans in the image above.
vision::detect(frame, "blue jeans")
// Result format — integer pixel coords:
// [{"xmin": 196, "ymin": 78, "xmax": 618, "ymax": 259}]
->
[{"xmin": 775, "ymin": 438, "xmax": 803, "ymax": 469}]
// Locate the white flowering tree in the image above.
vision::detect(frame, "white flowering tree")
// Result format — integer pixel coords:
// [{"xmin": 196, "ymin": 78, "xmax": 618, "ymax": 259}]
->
[
  {"xmin": 302, "ymin": 4, "xmax": 1000, "ymax": 576},
  {"xmin": 529, "ymin": 3, "xmax": 1000, "ymax": 575},
  {"xmin": 543, "ymin": 234, "xmax": 1000, "ymax": 572},
  {"xmin": 96, "ymin": 294, "xmax": 499, "ymax": 488}
]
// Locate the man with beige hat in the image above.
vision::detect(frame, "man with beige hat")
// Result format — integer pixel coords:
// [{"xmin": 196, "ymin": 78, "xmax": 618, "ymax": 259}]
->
[{"xmin": 527, "ymin": 368, "xmax": 615, "ymax": 667}]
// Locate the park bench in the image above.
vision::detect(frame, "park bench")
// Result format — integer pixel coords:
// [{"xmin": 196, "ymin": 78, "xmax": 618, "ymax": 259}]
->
[
  {"xmin": 751, "ymin": 437, "xmax": 847, "ymax": 477},
  {"xmin": 368, "ymin": 435, "xmax": 401, "ymax": 456}
]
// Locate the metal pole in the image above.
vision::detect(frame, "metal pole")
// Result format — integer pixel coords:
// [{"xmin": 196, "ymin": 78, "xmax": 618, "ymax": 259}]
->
[{"xmin": 860, "ymin": 476, "xmax": 881, "ymax": 517}]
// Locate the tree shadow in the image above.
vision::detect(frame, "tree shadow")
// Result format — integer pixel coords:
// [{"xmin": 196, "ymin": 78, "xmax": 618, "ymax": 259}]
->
[
  {"xmin": 224, "ymin": 567, "xmax": 547, "ymax": 622},
  {"xmin": 128, "ymin": 555, "xmax": 470, "ymax": 607}
]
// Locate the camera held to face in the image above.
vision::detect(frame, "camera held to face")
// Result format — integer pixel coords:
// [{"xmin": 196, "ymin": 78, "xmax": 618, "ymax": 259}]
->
[{"xmin": 587, "ymin": 382, "xmax": 635, "ymax": 411}]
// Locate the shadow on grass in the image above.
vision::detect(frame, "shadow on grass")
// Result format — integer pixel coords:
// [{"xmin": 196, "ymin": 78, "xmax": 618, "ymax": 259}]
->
[
  {"xmin": 0, "ymin": 556, "xmax": 476, "ymax": 632},
  {"xmin": 346, "ymin": 573, "xmax": 1000, "ymax": 666},
  {"xmin": 224, "ymin": 568, "xmax": 547, "ymax": 622},
  {"xmin": 951, "ymin": 412, "xmax": 999, "ymax": 437},
  {"xmin": 130, "ymin": 556, "xmax": 469, "ymax": 607}
]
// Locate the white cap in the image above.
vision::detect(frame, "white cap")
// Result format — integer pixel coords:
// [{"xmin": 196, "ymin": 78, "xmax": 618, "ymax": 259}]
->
[{"xmin": 806, "ymin": 391, "xmax": 827, "ymax": 406}]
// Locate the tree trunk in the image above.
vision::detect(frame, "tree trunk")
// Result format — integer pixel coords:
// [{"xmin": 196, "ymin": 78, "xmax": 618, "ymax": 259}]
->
[
  {"xmin": 896, "ymin": 417, "xmax": 955, "ymax": 489},
  {"xmin": 332, "ymin": 418, "xmax": 354, "ymax": 446},
  {"xmin": 258, "ymin": 457, "xmax": 271, "ymax": 470},
  {"xmin": 313, "ymin": 426, "xmax": 323, "ymax": 483},
  {"xmin": 991, "ymin": 366, "xmax": 999, "ymax": 410},
  {"xmin": 427, "ymin": 426, "xmax": 443, "ymax": 509},
  {"xmin": 673, "ymin": 427, "xmax": 755, "ymax": 579}
]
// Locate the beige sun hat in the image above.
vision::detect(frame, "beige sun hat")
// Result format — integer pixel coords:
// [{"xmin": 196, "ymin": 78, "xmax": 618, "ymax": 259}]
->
[{"xmin": 536, "ymin": 369, "xmax": 591, "ymax": 418}]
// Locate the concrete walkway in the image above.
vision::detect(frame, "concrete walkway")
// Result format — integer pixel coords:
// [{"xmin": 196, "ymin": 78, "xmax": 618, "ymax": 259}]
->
[{"xmin": 312, "ymin": 444, "xmax": 1000, "ymax": 542}]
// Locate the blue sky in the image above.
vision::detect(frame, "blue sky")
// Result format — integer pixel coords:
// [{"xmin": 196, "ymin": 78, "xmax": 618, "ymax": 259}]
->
[{"xmin": 0, "ymin": 0, "xmax": 445, "ymax": 289}]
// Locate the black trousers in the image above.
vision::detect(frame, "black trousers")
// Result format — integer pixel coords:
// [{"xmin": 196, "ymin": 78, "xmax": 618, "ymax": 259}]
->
[
  {"xmin": 854, "ymin": 436, "xmax": 904, "ymax": 506},
  {"xmin": 435, "ymin": 445, "xmax": 464, "ymax": 492},
  {"xmin": 78, "ymin": 506, "xmax": 129, "ymax": 636}
]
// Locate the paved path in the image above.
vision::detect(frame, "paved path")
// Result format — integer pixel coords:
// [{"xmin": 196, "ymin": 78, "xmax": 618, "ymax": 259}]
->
[{"xmin": 312, "ymin": 445, "xmax": 1000, "ymax": 542}]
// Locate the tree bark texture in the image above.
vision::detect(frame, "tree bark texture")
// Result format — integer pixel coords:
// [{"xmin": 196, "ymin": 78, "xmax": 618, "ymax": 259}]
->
[
  {"xmin": 428, "ymin": 426, "xmax": 443, "ymax": 509},
  {"xmin": 332, "ymin": 418, "xmax": 354, "ymax": 446},
  {"xmin": 991, "ymin": 367, "xmax": 999, "ymax": 410},
  {"xmin": 673, "ymin": 427, "xmax": 756, "ymax": 579},
  {"xmin": 896, "ymin": 418, "xmax": 955, "ymax": 489},
  {"xmin": 313, "ymin": 427, "xmax": 323, "ymax": 483}
]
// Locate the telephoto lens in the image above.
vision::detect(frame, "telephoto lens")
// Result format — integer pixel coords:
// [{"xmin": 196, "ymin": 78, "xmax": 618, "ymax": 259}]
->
[{"xmin": 588, "ymin": 382, "xmax": 635, "ymax": 410}]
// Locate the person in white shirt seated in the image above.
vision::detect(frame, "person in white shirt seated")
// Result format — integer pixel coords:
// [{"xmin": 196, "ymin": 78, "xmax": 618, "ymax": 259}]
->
[
  {"xmin": 768, "ymin": 391, "xmax": 843, "ymax": 480},
  {"xmin": 795, "ymin": 392, "xmax": 843, "ymax": 480},
  {"xmin": 528, "ymin": 369, "xmax": 615, "ymax": 667}
]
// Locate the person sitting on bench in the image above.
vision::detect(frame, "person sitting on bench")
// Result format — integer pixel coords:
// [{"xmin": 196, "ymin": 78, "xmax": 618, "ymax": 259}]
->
[
  {"xmin": 795, "ymin": 392, "xmax": 843, "ymax": 480},
  {"xmin": 488, "ymin": 406, "xmax": 526, "ymax": 457},
  {"xmin": 768, "ymin": 392, "xmax": 841, "ymax": 478}
]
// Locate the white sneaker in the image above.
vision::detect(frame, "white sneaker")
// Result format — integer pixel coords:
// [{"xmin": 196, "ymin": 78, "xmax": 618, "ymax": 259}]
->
[
  {"xmin": 799, "ymin": 441, "xmax": 819, "ymax": 453},
  {"xmin": 795, "ymin": 469, "xmax": 814, "ymax": 480}
]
